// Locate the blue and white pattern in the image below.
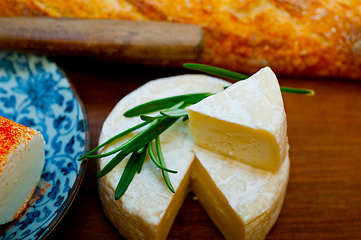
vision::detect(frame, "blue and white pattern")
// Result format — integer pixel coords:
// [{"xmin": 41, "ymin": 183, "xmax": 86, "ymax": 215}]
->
[{"xmin": 0, "ymin": 51, "xmax": 89, "ymax": 239}]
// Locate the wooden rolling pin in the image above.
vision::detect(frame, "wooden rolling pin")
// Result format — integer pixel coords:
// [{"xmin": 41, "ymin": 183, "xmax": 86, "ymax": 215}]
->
[{"xmin": 0, "ymin": 17, "xmax": 204, "ymax": 60}]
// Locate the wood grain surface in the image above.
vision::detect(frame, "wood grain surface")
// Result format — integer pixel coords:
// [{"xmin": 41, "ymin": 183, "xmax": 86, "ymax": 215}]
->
[
  {"xmin": 0, "ymin": 18, "xmax": 203, "ymax": 61},
  {"xmin": 46, "ymin": 56, "xmax": 361, "ymax": 240}
]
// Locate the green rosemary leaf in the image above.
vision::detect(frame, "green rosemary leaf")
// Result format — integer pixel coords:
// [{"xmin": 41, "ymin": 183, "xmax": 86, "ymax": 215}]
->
[
  {"xmin": 140, "ymin": 101, "xmax": 185, "ymax": 121},
  {"xmin": 78, "ymin": 121, "xmax": 149, "ymax": 160},
  {"xmin": 155, "ymin": 136, "xmax": 175, "ymax": 193},
  {"xmin": 84, "ymin": 141, "xmax": 128, "ymax": 159},
  {"xmin": 147, "ymin": 142, "xmax": 178, "ymax": 173},
  {"xmin": 86, "ymin": 130, "xmax": 146, "ymax": 159},
  {"xmin": 137, "ymin": 146, "xmax": 145, "ymax": 154},
  {"xmin": 114, "ymin": 151, "xmax": 140, "ymax": 200},
  {"xmin": 137, "ymin": 145, "xmax": 147, "ymax": 173},
  {"xmin": 160, "ymin": 109, "xmax": 188, "ymax": 118},
  {"xmin": 97, "ymin": 150, "xmax": 130, "ymax": 178},
  {"xmin": 280, "ymin": 86, "xmax": 315, "ymax": 95},
  {"xmin": 168, "ymin": 101, "xmax": 186, "ymax": 110},
  {"xmin": 184, "ymin": 63, "xmax": 249, "ymax": 81},
  {"xmin": 182, "ymin": 115, "xmax": 189, "ymax": 122},
  {"xmin": 98, "ymin": 117, "xmax": 179, "ymax": 178},
  {"xmin": 123, "ymin": 93, "xmax": 212, "ymax": 117},
  {"xmin": 183, "ymin": 93, "xmax": 214, "ymax": 104},
  {"xmin": 140, "ymin": 114, "xmax": 165, "ymax": 121}
]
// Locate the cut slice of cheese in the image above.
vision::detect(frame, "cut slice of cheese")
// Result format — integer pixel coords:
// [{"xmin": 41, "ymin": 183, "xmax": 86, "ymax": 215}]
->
[
  {"xmin": 191, "ymin": 146, "xmax": 289, "ymax": 240},
  {"xmin": 0, "ymin": 116, "xmax": 45, "ymax": 225},
  {"xmin": 98, "ymin": 72, "xmax": 289, "ymax": 240},
  {"xmin": 186, "ymin": 67, "xmax": 287, "ymax": 172}
]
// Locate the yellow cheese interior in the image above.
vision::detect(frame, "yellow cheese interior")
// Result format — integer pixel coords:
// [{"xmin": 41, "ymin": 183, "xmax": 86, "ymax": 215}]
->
[
  {"xmin": 188, "ymin": 111, "xmax": 281, "ymax": 172},
  {"xmin": 157, "ymin": 165, "xmax": 192, "ymax": 240},
  {"xmin": 191, "ymin": 157, "xmax": 246, "ymax": 240}
]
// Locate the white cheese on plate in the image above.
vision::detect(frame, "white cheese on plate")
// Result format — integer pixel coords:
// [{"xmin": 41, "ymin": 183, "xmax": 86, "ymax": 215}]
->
[
  {"xmin": 98, "ymin": 70, "xmax": 289, "ymax": 240},
  {"xmin": 0, "ymin": 116, "xmax": 45, "ymax": 225}
]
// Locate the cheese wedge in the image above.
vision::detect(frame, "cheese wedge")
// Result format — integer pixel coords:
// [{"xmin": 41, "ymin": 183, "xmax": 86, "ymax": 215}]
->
[
  {"xmin": 187, "ymin": 67, "xmax": 287, "ymax": 172},
  {"xmin": 98, "ymin": 72, "xmax": 289, "ymax": 240},
  {"xmin": 0, "ymin": 116, "xmax": 45, "ymax": 225},
  {"xmin": 191, "ymin": 146, "xmax": 289, "ymax": 240}
]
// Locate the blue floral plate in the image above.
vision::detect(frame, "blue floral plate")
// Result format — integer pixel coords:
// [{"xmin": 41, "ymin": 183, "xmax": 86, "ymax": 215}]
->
[{"xmin": 0, "ymin": 51, "xmax": 89, "ymax": 239}]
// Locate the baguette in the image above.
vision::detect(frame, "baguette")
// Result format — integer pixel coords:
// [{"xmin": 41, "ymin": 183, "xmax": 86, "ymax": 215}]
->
[{"xmin": 1, "ymin": 0, "xmax": 360, "ymax": 79}]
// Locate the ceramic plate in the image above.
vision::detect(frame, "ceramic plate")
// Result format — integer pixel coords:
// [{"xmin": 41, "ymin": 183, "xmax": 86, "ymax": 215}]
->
[{"xmin": 0, "ymin": 51, "xmax": 89, "ymax": 239}]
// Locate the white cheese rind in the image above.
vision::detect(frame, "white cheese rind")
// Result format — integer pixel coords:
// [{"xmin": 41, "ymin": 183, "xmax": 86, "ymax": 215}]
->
[
  {"xmin": 192, "ymin": 145, "xmax": 289, "ymax": 240},
  {"xmin": 0, "ymin": 130, "xmax": 45, "ymax": 225},
  {"xmin": 98, "ymin": 75, "xmax": 229, "ymax": 240},
  {"xmin": 186, "ymin": 67, "xmax": 287, "ymax": 172}
]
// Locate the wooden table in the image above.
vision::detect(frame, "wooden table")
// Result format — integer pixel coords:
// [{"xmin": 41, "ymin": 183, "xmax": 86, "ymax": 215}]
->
[{"xmin": 47, "ymin": 57, "xmax": 361, "ymax": 239}]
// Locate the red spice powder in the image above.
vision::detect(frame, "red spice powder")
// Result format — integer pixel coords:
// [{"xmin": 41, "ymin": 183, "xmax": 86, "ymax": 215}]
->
[{"xmin": 0, "ymin": 116, "xmax": 36, "ymax": 173}]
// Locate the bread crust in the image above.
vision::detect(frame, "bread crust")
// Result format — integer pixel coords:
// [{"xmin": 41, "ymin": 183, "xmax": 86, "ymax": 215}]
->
[{"xmin": 2, "ymin": 0, "xmax": 361, "ymax": 79}]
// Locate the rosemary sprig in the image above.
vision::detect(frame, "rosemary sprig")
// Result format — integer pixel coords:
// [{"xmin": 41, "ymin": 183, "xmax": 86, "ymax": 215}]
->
[
  {"xmin": 184, "ymin": 63, "xmax": 248, "ymax": 81},
  {"xmin": 278, "ymin": 86, "xmax": 315, "ymax": 95},
  {"xmin": 78, "ymin": 121, "xmax": 149, "ymax": 160},
  {"xmin": 147, "ymin": 141, "xmax": 178, "ymax": 174},
  {"xmin": 140, "ymin": 101, "xmax": 186, "ymax": 121},
  {"xmin": 114, "ymin": 151, "xmax": 140, "ymax": 200},
  {"xmin": 155, "ymin": 136, "xmax": 175, "ymax": 193},
  {"xmin": 160, "ymin": 109, "xmax": 188, "ymax": 118},
  {"xmin": 97, "ymin": 117, "xmax": 179, "ymax": 179},
  {"xmin": 124, "ymin": 93, "xmax": 213, "ymax": 117},
  {"xmin": 137, "ymin": 145, "xmax": 147, "ymax": 173},
  {"xmin": 184, "ymin": 63, "xmax": 315, "ymax": 96},
  {"xmin": 79, "ymin": 63, "xmax": 314, "ymax": 200}
]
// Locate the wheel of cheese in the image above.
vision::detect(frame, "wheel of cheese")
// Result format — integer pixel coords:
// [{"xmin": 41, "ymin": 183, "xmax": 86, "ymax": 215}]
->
[{"xmin": 97, "ymin": 73, "xmax": 289, "ymax": 240}]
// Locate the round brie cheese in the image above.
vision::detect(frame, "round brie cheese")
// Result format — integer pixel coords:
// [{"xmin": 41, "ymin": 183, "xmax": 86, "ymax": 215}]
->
[{"xmin": 98, "ymin": 72, "xmax": 289, "ymax": 240}]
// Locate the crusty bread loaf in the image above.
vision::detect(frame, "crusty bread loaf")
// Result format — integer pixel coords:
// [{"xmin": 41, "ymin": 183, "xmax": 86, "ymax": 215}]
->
[{"xmin": 1, "ymin": 0, "xmax": 360, "ymax": 79}]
